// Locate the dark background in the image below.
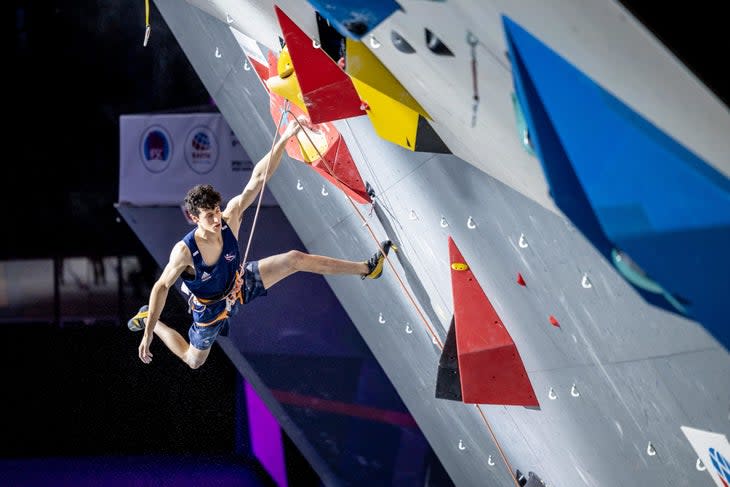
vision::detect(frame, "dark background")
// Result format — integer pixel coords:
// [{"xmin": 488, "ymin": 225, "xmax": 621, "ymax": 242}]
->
[
  {"xmin": 5, "ymin": 0, "xmax": 264, "ymax": 472},
  {"xmin": 5, "ymin": 0, "xmax": 728, "ymax": 476}
]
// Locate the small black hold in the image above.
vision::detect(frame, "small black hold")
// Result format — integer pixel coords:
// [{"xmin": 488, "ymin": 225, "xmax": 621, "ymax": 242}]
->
[
  {"xmin": 391, "ymin": 30, "xmax": 415, "ymax": 53},
  {"xmin": 425, "ymin": 28, "xmax": 454, "ymax": 56},
  {"xmin": 515, "ymin": 470, "xmax": 527, "ymax": 487}
]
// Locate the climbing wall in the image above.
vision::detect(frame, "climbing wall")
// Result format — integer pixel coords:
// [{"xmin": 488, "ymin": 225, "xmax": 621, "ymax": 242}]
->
[{"xmin": 154, "ymin": 1, "xmax": 729, "ymax": 486}]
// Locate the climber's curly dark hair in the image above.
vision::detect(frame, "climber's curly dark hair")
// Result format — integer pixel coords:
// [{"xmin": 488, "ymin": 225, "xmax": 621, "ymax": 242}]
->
[{"xmin": 183, "ymin": 184, "xmax": 222, "ymax": 218}]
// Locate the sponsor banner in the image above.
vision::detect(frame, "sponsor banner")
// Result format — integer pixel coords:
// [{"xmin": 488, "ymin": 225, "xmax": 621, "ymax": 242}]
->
[
  {"xmin": 119, "ymin": 112, "xmax": 276, "ymax": 206},
  {"xmin": 681, "ymin": 426, "xmax": 730, "ymax": 487}
]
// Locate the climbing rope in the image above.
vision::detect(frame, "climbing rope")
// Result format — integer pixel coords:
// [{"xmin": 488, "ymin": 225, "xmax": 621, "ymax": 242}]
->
[
  {"xmin": 241, "ymin": 101, "xmax": 291, "ymax": 267},
  {"xmin": 288, "ymin": 112, "xmax": 521, "ymax": 486},
  {"xmin": 286, "ymin": 113, "xmax": 441, "ymax": 343}
]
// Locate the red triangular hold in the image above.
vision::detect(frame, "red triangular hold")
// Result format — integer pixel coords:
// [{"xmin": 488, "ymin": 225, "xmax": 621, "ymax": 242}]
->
[
  {"xmin": 549, "ymin": 315, "xmax": 560, "ymax": 327},
  {"xmin": 448, "ymin": 237, "xmax": 539, "ymax": 406},
  {"xmin": 274, "ymin": 6, "xmax": 366, "ymax": 124},
  {"xmin": 267, "ymin": 50, "xmax": 279, "ymax": 80},
  {"xmin": 517, "ymin": 273, "xmax": 526, "ymax": 286},
  {"xmin": 246, "ymin": 55, "xmax": 271, "ymax": 92},
  {"xmin": 265, "ymin": 68, "xmax": 371, "ymax": 205},
  {"xmin": 310, "ymin": 135, "xmax": 371, "ymax": 204}
]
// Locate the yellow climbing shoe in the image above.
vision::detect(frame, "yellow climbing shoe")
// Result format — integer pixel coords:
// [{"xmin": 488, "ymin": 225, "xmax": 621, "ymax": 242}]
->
[
  {"xmin": 127, "ymin": 305, "xmax": 149, "ymax": 332},
  {"xmin": 362, "ymin": 240, "xmax": 397, "ymax": 279}
]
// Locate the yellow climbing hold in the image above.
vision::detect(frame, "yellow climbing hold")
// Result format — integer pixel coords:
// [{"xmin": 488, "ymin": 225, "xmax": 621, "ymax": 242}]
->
[
  {"xmin": 451, "ymin": 263, "xmax": 469, "ymax": 271},
  {"xmin": 295, "ymin": 127, "xmax": 330, "ymax": 164},
  {"xmin": 266, "ymin": 46, "xmax": 308, "ymax": 113}
]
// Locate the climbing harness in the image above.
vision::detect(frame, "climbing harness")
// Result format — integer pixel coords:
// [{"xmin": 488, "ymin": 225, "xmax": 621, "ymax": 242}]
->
[{"xmin": 181, "ymin": 269, "xmax": 244, "ymax": 327}]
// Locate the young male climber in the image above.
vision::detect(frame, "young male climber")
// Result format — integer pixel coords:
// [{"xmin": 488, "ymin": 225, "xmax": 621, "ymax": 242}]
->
[{"xmin": 127, "ymin": 117, "xmax": 395, "ymax": 369}]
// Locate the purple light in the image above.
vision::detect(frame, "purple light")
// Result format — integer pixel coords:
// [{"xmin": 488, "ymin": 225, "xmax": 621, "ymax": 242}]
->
[{"xmin": 245, "ymin": 380, "xmax": 288, "ymax": 487}]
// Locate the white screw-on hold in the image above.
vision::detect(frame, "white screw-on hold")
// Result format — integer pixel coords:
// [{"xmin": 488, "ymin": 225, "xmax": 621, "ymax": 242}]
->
[
  {"xmin": 432, "ymin": 336, "xmax": 438, "ymax": 345},
  {"xmin": 581, "ymin": 273, "xmax": 592, "ymax": 289},
  {"xmin": 215, "ymin": 47, "xmax": 222, "ymax": 58},
  {"xmin": 519, "ymin": 233, "xmax": 528, "ymax": 248},
  {"xmin": 226, "ymin": 13, "xmax": 233, "ymax": 24},
  {"xmin": 696, "ymin": 458, "xmax": 706, "ymax": 471},
  {"xmin": 467, "ymin": 216, "xmax": 476, "ymax": 229},
  {"xmin": 440, "ymin": 216, "xmax": 449, "ymax": 228},
  {"xmin": 243, "ymin": 60, "xmax": 251, "ymax": 71},
  {"xmin": 369, "ymin": 35, "xmax": 381, "ymax": 49},
  {"xmin": 458, "ymin": 440, "xmax": 466, "ymax": 451},
  {"xmin": 378, "ymin": 313, "xmax": 386, "ymax": 324},
  {"xmin": 571, "ymin": 384, "xmax": 580, "ymax": 397},
  {"xmin": 487, "ymin": 455, "xmax": 495, "ymax": 466},
  {"xmin": 321, "ymin": 185, "xmax": 328, "ymax": 196},
  {"xmin": 408, "ymin": 210, "xmax": 418, "ymax": 220},
  {"xmin": 296, "ymin": 179, "xmax": 303, "ymax": 191},
  {"xmin": 647, "ymin": 442, "xmax": 656, "ymax": 456},
  {"xmin": 548, "ymin": 387, "xmax": 557, "ymax": 400},
  {"xmin": 405, "ymin": 324, "xmax": 413, "ymax": 334},
  {"xmin": 312, "ymin": 39, "xmax": 321, "ymax": 49}
]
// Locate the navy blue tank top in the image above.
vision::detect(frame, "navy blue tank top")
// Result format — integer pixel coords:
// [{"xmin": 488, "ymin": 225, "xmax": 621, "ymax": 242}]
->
[{"xmin": 181, "ymin": 220, "xmax": 241, "ymax": 300}]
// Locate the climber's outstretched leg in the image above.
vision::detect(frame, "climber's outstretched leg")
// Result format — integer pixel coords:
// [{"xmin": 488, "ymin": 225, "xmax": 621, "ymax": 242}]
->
[{"xmin": 258, "ymin": 240, "xmax": 397, "ymax": 289}]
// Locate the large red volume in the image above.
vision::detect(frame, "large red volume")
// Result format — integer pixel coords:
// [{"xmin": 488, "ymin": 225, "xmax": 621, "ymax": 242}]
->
[
  {"xmin": 448, "ymin": 237, "xmax": 538, "ymax": 406},
  {"xmin": 274, "ymin": 5, "xmax": 365, "ymax": 123}
]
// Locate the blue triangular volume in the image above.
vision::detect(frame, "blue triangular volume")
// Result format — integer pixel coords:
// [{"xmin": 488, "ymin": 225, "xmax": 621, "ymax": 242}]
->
[
  {"xmin": 305, "ymin": 0, "xmax": 402, "ymax": 40},
  {"xmin": 503, "ymin": 15, "xmax": 730, "ymax": 349}
]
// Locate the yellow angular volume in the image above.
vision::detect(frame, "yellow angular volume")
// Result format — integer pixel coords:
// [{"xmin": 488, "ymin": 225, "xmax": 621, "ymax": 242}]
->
[
  {"xmin": 350, "ymin": 79, "xmax": 419, "ymax": 150},
  {"xmin": 265, "ymin": 46, "xmax": 308, "ymax": 114},
  {"xmin": 345, "ymin": 39, "xmax": 430, "ymax": 151},
  {"xmin": 345, "ymin": 39, "xmax": 429, "ymax": 118}
]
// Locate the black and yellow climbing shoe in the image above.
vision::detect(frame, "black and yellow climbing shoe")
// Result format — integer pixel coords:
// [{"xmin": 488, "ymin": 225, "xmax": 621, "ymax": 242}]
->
[
  {"xmin": 127, "ymin": 305, "xmax": 149, "ymax": 332},
  {"xmin": 362, "ymin": 240, "xmax": 397, "ymax": 279}
]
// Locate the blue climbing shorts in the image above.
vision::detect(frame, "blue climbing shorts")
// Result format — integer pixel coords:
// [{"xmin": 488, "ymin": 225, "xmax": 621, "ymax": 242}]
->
[{"xmin": 188, "ymin": 261, "xmax": 268, "ymax": 350}]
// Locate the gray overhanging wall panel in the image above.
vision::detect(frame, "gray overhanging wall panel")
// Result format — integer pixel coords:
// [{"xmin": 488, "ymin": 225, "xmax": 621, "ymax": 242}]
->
[
  {"xmin": 270, "ymin": 86, "xmax": 726, "ymax": 486},
  {"xmin": 653, "ymin": 349, "xmax": 730, "ymax": 433},
  {"xmin": 152, "ymin": 1, "xmax": 728, "ymax": 486}
]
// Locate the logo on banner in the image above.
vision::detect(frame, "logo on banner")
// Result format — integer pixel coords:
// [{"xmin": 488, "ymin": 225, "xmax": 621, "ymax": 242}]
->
[
  {"xmin": 681, "ymin": 425, "xmax": 730, "ymax": 487},
  {"xmin": 710, "ymin": 448, "xmax": 730, "ymax": 486},
  {"xmin": 140, "ymin": 125, "xmax": 173, "ymax": 173},
  {"xmin": 185, "ymin": 127, "xmax": 219, "ymax": 174}
]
